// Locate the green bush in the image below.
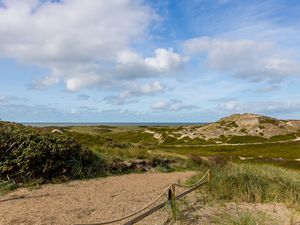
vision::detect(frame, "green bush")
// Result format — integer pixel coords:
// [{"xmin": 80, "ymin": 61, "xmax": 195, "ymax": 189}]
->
[{"xmin": 0, "ymin": 122, "xmax": 95, "ymax": 182}]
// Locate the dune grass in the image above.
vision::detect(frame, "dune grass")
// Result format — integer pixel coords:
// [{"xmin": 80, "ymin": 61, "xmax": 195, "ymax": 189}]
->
[
  {"xmin": 0, "ymin": 181, "xmax": 17, "ymax": 196},
  {"xmin": 212, "ymin": 211, "xmax": 273, "ymax": 225},
  {"xmin": 189, "ymin": 163, "xmax": 300, "ymax": 208},
  {"xmin": 161, "ymin": 141, "xmax": 300, "ymax": 159}
]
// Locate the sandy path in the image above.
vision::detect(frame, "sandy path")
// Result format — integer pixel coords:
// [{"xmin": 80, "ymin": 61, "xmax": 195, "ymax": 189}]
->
[{"xmin": 0, "ymin": 171, "xmax": 197, "ymax": 225}]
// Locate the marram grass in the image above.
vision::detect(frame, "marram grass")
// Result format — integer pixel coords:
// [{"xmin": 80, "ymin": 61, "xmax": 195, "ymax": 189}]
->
[{"xmin": 189, "ymin": 163, "xmax": 300, "ymax": 207}]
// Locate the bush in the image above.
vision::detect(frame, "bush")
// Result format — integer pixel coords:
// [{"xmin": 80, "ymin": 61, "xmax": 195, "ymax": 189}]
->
[{"xmin": 0, "ymin": 122, "xmax": 96, "ymax": 182}]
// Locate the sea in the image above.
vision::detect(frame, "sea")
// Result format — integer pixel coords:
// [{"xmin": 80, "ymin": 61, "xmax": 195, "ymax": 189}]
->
[{"xmin": 22, "ymin": 122, "xmax": 206, "ymax": 127}]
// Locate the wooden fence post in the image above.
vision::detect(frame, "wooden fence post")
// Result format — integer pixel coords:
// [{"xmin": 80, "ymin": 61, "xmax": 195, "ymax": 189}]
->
[{"xmin": 168, "ymin": 185, "xmax": 176, "ymax": 220}]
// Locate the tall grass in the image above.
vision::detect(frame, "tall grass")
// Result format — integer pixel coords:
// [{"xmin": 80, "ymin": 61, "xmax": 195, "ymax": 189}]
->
[
  {"xmin": 213, "ymin": 211, "xmax": 273, "ymax": 225},
  {"xmin": 0, "ymin": 181, "xmax": 17, "ymax": 196},
  {"xmin": 189, "ymin": 163, "xmax": 300, "ymax": 207}
]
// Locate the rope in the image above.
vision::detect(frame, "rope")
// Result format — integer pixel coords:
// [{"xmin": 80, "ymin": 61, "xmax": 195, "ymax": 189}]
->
[
  {"xmin": 173, "ymin": 170, "xmax": 210, "ymax": 188},
  {"xmin": 0, "ymin": 194, "xmax": 50, "ymax": 203},
  {"xmin": 74, "ymin": 169, "xmax": 210, "ymax": 225}
]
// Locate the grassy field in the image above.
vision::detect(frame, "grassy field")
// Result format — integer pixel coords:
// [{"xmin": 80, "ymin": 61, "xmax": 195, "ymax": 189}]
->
[
  {"xmin": 59, "ymin": 125, "xmax": 300, "ymax": 170},
  {"xmin": 179, "ymin": 162, "xmax": 300, "ymax": 224}
]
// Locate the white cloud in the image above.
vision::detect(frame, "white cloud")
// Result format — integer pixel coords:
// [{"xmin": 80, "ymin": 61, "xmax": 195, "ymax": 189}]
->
[
  {"xmin": 0, "ymin": 0, "xmax": 154, "ymax": 62},
  {"xmin": 183, "ymin": 37, "xmax": 300, "ymax": 82},
  {"xmin": 117, "ymin": 48, "xmax": 186, "ymax": 77},
  {"xmin": 151, "ymin": 99, "xmax": 198, "ymax": 112},
  {"xmin": 31, "ymin": 75, "xmax": 60, "ymax": 89},
  {"xmin": 151, "ymin": 100, "xmax": 171, "ymax": 110},
  {"xmin": 136, "ymin": 81, "xmax": 165, "ymax": 95},
  {"xmin": 218, "ymin": 100, "xmax": 300, "ymax": 115},
  {"xmin": 65, "ymin": 74, "xmax": 104, "ymax": 92},
  {"xmin": 219, "ymin": 101, "xmax": 245, "ymax": 111},
  {"xmin": 0, "ymin": 0, "xmax": 163, "ymax": 91},
  {"xmin": 144, "ymin": 48, "xmax": 186, "ymax": 73},
  {"xmin": 105, "ymin": 81, "xmax": 166, "ymax": 105}
]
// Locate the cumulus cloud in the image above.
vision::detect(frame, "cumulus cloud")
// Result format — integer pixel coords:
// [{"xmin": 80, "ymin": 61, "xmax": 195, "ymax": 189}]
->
[
  {"xmin": 151, "ymin": 99, "xmax": 198, "ymax": 112},
  {"xmin": 144, "ymin": 48, "xmax": 186, "ymax": 73},
  {"xmin": 0, "ymin": 0, "xmax": 153, "ymax": 62},
  {"xmin": 183, "ymin": 37, "xmax": 300, "ymax": 82},
  {"xmin": 117, "ymin": 48, "xmax": 187, "ymax": 78},
  {"xmin": 0, "ymin": 0, "xmax": 179, "ymax": 91},
  {"xmin": 31, "ymin": 76, "xmax": 60, "ymax": 89},
  {"xmin": 218, "ymin": 100, "xmax": 300, "ymax": 115},
  {"xmin": 105, "ymin": 81, "xmax": 166, "ymax": 105}
]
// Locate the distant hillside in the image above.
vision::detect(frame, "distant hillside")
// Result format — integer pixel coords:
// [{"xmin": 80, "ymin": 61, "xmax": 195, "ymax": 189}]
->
[
  {"xmin": 178, "ymin": 113, "xmax": 300, "ymax": 139},
  {"xmin": 144, "ymin": 113, "xmax": 300, "ymax": 144}
]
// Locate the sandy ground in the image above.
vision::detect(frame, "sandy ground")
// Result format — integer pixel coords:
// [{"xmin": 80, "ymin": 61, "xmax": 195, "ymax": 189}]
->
[
  {"xmin": 180, "ymin": 201, "xmax": 300, "ymax": 225},
  {"xmin": 1, "ymin": 171, "xmax": 299, "ymax": 225},
  {"xmin": 0, "ymin": 171, "xmax": 197, "ymax": 225}
]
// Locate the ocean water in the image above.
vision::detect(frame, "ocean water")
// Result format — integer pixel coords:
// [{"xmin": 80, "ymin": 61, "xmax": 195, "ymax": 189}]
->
[{"xmin": 23, "ymin": 122, "xmax": 206, "ymax": 127}]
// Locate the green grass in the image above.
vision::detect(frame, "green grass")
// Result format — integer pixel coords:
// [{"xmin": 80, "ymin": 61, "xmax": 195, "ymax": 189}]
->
[
  {"xmin": 0, "ymin": 181, "xmax": 17, "ymax": 196},
  {"xmin": 189, "ymin": 163, "xmax": 300, "ymax": 207},
  {"xmin": 67, "ymin": 126, "xmax": 158, "ymax": 145},
  {"xmin": 63, "ymin": 125, "xmax": 300, "ymax": 171},
  {"xmin": 268, "ymin": 133, "xmax": 297, "ymax": 141},
  {"xmin": 161, "ymin": 141, "xmax": 300, "ymax": 159},
  {"xmin": 212, "ymin": 211, "xmax": 273, "ymax": 225}
]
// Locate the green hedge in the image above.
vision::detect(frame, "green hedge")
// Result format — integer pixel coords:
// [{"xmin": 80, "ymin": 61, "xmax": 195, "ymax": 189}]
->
[{"xmin": 0, "ymin": 122, "xmax": 95, "ymax": 182}]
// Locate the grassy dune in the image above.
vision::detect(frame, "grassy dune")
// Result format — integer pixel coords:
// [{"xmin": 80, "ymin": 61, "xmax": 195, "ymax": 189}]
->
[{"xmin": 63, "ymin": 125, "xmax": 300, "ymax": 170}]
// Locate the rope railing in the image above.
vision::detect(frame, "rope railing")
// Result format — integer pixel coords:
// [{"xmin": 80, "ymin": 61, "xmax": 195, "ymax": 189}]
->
[{"xmin": 74, "ymin": 169, "xmax": 210, "ymax": 225}]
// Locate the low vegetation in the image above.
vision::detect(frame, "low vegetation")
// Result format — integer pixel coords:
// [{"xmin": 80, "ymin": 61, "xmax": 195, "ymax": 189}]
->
[
  {"xmin": 212, "ymin": 211, "xmax": 274, "ymax": 225},
  {"xmin": 188, "ymin": 162, "xmax": 300, "ymax": 207},
  {"xmin": 0, "ymin": 122, "xmax": 95, "ymax": 184},
  {"xmin": 0, "ymin": 122, "xmax": 178, "ymax": 194},
  {"xmin": 1, "ymin": 113, "xmax": 300, "ymax": 196}
]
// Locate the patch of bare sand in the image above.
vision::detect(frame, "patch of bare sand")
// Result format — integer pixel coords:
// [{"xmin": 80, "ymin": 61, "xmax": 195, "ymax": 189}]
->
[
  {"xmin": 0, "ymin": 171, "xmax": 197, "ymax": 225},
  {"xmin": 178, "ymin": 199, "xmax": 300, "ymax": 225}
]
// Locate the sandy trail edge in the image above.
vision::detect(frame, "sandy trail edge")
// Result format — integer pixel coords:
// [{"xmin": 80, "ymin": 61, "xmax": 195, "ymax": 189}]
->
[{"xmin": 0, "ymin": 171, "xmax": 197, "ymax": 225}]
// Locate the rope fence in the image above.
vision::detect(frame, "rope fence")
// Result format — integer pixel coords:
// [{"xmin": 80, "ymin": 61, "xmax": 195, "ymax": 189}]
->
[{"xmin": 74, "ymin": 169, "xmax": 210, "ymax": 225}]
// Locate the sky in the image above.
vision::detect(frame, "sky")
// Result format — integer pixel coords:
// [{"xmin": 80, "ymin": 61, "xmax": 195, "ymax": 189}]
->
[{"xmin": 0, "ymin": 0, "xmax": 300, "ymax": 122}]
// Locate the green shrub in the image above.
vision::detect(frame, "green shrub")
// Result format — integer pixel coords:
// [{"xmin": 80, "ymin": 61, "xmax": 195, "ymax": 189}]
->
[
  {"xmin": 227, "ymin": 135, "xmax": 267, "ymax": 144},
  {"xmin": 0, "ymin": 122, "xmax": 95, "ymax": 182},
  {"xmin": 268, "ymin": 134, "xmax": 297, "ymax": 142},
  {"xmin": 258, "ymin": 117, "xmax": 280, "ymax": 125}
]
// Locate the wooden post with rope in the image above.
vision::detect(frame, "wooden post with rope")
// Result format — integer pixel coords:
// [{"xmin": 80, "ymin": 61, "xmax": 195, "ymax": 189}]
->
[
  {"xmin": 207, "ymin": 169, "xmax": 211, "ymax": 183},
  {"xmin": 168, "ymin": 184, "xmax": 176, "ymax": 219}
]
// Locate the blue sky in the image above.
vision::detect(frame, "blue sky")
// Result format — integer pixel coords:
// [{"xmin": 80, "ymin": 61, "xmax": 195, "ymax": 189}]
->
[{"xmin": 1, "ymin": 0, "xmax": 300, "ymax": 122}]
